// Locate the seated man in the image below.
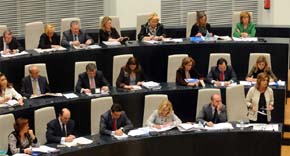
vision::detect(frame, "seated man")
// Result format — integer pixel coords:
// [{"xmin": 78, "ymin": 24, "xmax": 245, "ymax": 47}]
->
[
  {"xmin": 207, "ymin": 58, "xmax": 237, "ymax": 87},
  {"xmin": 100, "ymin": 103, "xmax": 134, "ymax": 136},
  {"xmin": 0, "ymin": 30, "xmax": 24, "ymax": 54},
  {"xmin": 196, "ymin": 94, "xmax": 227, "ymax": 127},
  {"xmin": 61, "ymin": 20, "xmax": 94, "ymax": 47},
  {"xmin": 76, "ymin": 63, "xmax": 110, "ymax": 94},
  {"xmin": 20, "ymin": 65, "xmax": 50, "ymax": 98},
  {"xmin": 46, "ymin": 108, "xmax": 76, "ymax": 144}
]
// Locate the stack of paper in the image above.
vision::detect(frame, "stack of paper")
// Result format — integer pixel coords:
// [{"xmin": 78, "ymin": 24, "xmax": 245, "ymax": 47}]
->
[
  {"xmin": 61, "ymin": 137, "xmax": 93, "ymax": 147},
  {"xmin": 142, "ymin": 40, "xmax": 160, "ymax": 44},
  {"xmin": 0, "ymin": 100, "xmax": 19, "ymax": 108},
  {"xmin": 252, "ymin": 124, "xmax": 279, "ymax": 131},
  {"xmin": 204, "ymin": 123, "xmax": 234, "ymax": 130},
  {"xmin": 30, "ymin": 93, "xmax": 63, "ymax": 99},
  {"xmin": 128, "ymin": 127, "xmax": 150, "ymax": 136},
  {"xmin": 177, "ymin": 123, "xmax": 200, "ymax": 132},
  {"xmin": 34, "ymin": 47, "xmax": 67, "ymax": 53},
  {"xmin": 63, "ymin": 93, "xmax": 79, "ymax": 99},
  {"xmin": 32, "ymin": 145, "xmax": 58, "ymax": 153},
  {"xmin": 87, "ymin": 45, "xmax": 102, "ymax": 49},
  {"xmin": 142, "ymin": 81, "xmax": 161, "ymax": 89},
  {"xmin": 184, "ymin": 78, "xmax": 199, "ymax": 83},
  {"xmin": 162, "ymin": 38, "xmax": 183, "ymax": 43},
  {"xmin": 1, "ymin": 51, "xmax": 29, "ymax": 58},
  {"xmin": 102, "ymin": 41, "xmax": 121, "ymax": 46},
  {"xmin": 149, "ymin": 125, "xmax": 175, "ymax": 132},
  {"xmin": 113, "ymin": 133, "xmax": 128, "ymax": 140},
  {"xmin": 214, "ymin": 35, "xmax": 232, "ymax": 41},
  {"xmin": 232, "ymin": 37, "xmax": 258, "ymax": 42}
]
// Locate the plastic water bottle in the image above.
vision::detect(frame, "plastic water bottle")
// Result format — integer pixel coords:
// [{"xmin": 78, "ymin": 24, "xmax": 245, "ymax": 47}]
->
[
  {"xmin": 205, "ymin": 30, "xmax": 210, "ymax": 41},
  {"xmin": 239, "ymin": 120, "xmax": 244, "ymax": 130},
  {"xmin": 198, "ymin": 121, "xmax": 203, "ymax": 128}
]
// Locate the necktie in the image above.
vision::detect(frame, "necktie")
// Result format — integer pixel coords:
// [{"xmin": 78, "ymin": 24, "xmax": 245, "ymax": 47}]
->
[
  {"xmin": 213, "ymin": 108, "xmax": 219, "ymax": 123},
  {"xmin": 74, "ymin": 35, "xmax": 78, "ymax": 41},
  {"xmin": 32, "ymin": 79, "xmax": 38, "ymax": 95},
  {"xmin": 219, "ymin": 72, "xmax": 224, "ymax": 81},
  {"xmin": 113, "ymin": 119, "xmax": 117, "ymax": 131},
  {"xmin": 90, "ymin": 78, "xmax": 95, "ymax": 89},
  {"xmin": 62, "ymin": 124, "xmax": 67, "ymax": 137}
]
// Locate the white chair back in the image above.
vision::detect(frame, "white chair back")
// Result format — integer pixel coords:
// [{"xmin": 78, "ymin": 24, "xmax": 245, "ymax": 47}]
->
[
  {"xmin": 113, "ymin": 54, "xmax": 133, "ymax": 87},
  {"xmin": 136, "ymin": 13, "xmax": 151, "ymax": 40},
  {"xmin": 208, "ymin": 53, "xmax": 232, "ymax": 72},
  {"xmin": 196, "ymin": 89, "xmax": 221, "ymax": 119},
  {"xmin": 25, "ymin": 21, "xmax": 44, "ymax": 49},
  {"xmin": 167, "ymin": 54, "xmax": 188, "ymax": 82},
  {"xmin": 0, "ymin": 114, "xmax": 15, "ymax": 151},
  {"xmin": 24, "ymin": 63, "xmax": 49, "ymax": 83},
  {"xmin": 248, "ymin": 53, "xmax": 271, "ymax": 73},
  {"xmin": 60, "ymin": 17, "xmax": 81, "ymax": 41},
  {"xmin": 74, "ymin": 61, "xmax": 96, "ymax": 90},
  {"xmin": 186, "ymin": 12, "xmax": 197, "ymax": 38}
]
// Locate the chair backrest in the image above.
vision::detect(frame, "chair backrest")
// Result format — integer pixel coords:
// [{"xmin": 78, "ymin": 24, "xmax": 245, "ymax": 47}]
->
[
  {"xmin": 0, "ymin": 25, "xmax": 8, "ymax": 37},
  {"xmin": 74, "ymin": 61, "xmax": 96, "ymax": 90},
  {"xmin": 136, "ymin": 13, "xmax": 151, "ymax": 40},
  {"xmin": 112, "ymin": 54, "xmax": 133, "ymax": 87},
  {"xmin": 60, "ymin": 17, "xmax": 81, "ymax": 41},
  {"xmin": 91, "ymin": 97, "xmax": 113, "ymax": 135},
  {"xmin": 167, "ymin": 54, "xmax": 189, "ymax": 82},
  {"xmin": 196, "ymin": 89, "xmax": 221, "ymax": 119},
  {"xmin": 232, "ymin": 11, "xmax": 253, "ymax": 36},
  {"xmin": 34, "ymin": 107, "xmax": 56, "ymax": 144},
  {"xmin": 25, "ymin": 21, "xmax": 44, "ymax": 50},
  {"xmin": 143, "ymin": 94, "xmax": 168, "ymax": 126},
  {"xmin": 0, "ymin": 113, "xmax": 15, "ymax": 151},
  {"xmin": 186, "ymin": 12, "xmax": 197, "ymax": 38},
  {"xmin": 248, "ymin": 53, "xmax": 271, "ymax": 73},
  {"xmin": 24, "ymin": 63, "xmax": 49, "ymax": 83},
  {"xmin": 226, "ymin": 85, "xmax": 249, "ymax": 122},
  {"xmin": 208, "ymin": 53, "xmax": 232, "ymax": 72},
  {"xmin": 99, "ymin": 16, "xmax": 121, "ymax": 36}
]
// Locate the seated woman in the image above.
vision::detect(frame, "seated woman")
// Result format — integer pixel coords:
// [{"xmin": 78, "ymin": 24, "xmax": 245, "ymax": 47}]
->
[
  {"xmin": 0, "ymin": 73, "xmax": 23, "ymax": 106},
  {"xmin": 246, "ymin": 55, "xmax": 277, "ymax": 82},
  {"xmin": 176, "ymin": 57, "xmax": 203, "ymax": 87},
  {"xmin": 99, "ymin": 16, "xmax": 128, "ymax": 43},
  {"xmin": 246, "ymin": 73, "xmax": 274, "ymax": 123},
  {"xmin": 38, "ymin": 24, "xmax": 60, "ymax": 49},
  {"xmin": 7, "ymin": 118, "xmax": 37, "ymax": 155},
  {"xmin": 116, "ymin": 57, "xmax": 146, "ymax": 89},
  {"xmin": 233, "ymin": 11, "xmax": 256, "ymax": 38},
  {"xmin": 190, "ymin": 11, "xmax": 213, "ymax": 37},
  {"xmin": 138, "ymin": 12, "xmax": 166, "ymax": 41},
  {"xmin": 147, "ymin": 99, "xmax": 182, "ymax": 129}
]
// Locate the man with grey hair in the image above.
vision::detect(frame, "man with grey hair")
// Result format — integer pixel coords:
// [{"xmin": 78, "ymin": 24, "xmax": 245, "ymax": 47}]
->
[
  {"xmin": 76, "ymin": 63, "xmax": 110, "ymax": 94},
  {"xmin": 0, "ymin": 30, "xmax": 24, "ymax": 54},
  {"xmin": 61, "ymin": 20, "xmax": 94, "ymax": 47}
]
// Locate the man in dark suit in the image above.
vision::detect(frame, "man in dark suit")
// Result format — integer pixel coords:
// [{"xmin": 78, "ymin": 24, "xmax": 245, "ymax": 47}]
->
[
  {"xmin": 61, "ymin": 20, "xmax": 94, "ymax": 47},
  {"xmin": 196, "ymin": 94, "xmax": 227, "ymax": 127},
  {"xmin": 100, "ymin": 103, "xmax": 134, "ymax": 136},
  {"xmin": 0, "ymin": 30, "xmax": 24, "ymax": 54},
  {"xmin": 20, "ymin": 65, "xmax": 50, "ymax": 98},
  {"xmin": 46, "ymin": 108, "xmax": 76, "ymax": 144},
  {"xmin": 76, "ymin": 63, "xmax": 110, "ymax": 94},
  {"xmin": 206, "ymin": 58, "xmax": 237, "ymax": 87}
]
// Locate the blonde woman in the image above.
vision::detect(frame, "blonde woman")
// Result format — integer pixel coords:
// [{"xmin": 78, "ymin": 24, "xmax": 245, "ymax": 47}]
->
[
  {"xmin": 146, "ymin": 99, "xmax": 181, "ymax": 129},
  {"xmin": 138, "ymin": 12, "xmax": 166, "ymax": 41},
  {"xmin": 99, "ymin": 16, "xmax": 127, "ymax": 42},
  {"xmin": 38, "ymin": 24, "xmax": 60, "ymax": 49},
  {"xmin": 190, "ymin": 11, "xmax": 212, "ymax": 37},
  {"xmin": 233, "ymin": 11, "xmax": 256, "ymax": 38}
]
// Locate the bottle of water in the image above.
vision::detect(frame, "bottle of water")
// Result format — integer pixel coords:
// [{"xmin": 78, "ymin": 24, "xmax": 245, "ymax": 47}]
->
[
  {"xmin": 205, "ymin": 30, "xmax": 210, "ymax": 41},
  {"xmin": 198, "ymin": 121, "xmax": 203, "ymax": 128}
]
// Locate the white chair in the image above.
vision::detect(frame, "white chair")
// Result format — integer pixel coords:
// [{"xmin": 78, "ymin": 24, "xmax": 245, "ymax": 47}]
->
[
  {"xmin": 208, "ymin": 53, "xmax": 232, "ymax": 72},
  {"xmin": 232, "ymin": 11, "xmax": 253, "ymax": 36},
  {"xmin": 60, "ymin": 17, "xmax": 81, "ymax": 41},
  {"xmin": 143, "ymin": 94, "xmax": 168, "ymax": 126},
  {"xmin": 74, "ymin": 61, "xmax": 96, "ymax": 90},
  {"xmin": 226, "ymin": 85, "xmax": 249, "ymax": 122},
  {"xmin": 167, "ymin": 54, "xmax": 188, "ymax": 83},
  {"xmin": 248, "ymin": 53, "xmax": 271, "ymax": 73},
  {"xmin": 34, "ymin": 107, "xmax": 56, "ymax": 144},
  {"xmin": 24, "ymin": 63, "xmax": 49, "ymax": 83},
  {"xmin": 0, "ymin": 25, "xmax": 8, "ymax": 36},
  {"xmin": 99, "ymin": 16, "xmax": 121, "ymax": 36},
  {"xmin": 136, "ymin": 13, "xmax": 151, "ymax": 40},
  {"xmin": 112, "ymin": 54, "xmax": 133, "ymax": 87},
  {"xmin": 186, "ymin": 12, "xmax": 197, "ymax": 38},
  {"xmin": 0, "ymin": 114, "xmax": 15, "ymax": 151},
  {"xmin": 91, "ymin": 97, "xmax": 113, "ymax": 135},
  {"xmin": 25, "ymin": 21, "xmax": 44, "ymax": 50},
  {"xmin": 196, "ymin": 89, "xmax": 221, "ymax": 119}
]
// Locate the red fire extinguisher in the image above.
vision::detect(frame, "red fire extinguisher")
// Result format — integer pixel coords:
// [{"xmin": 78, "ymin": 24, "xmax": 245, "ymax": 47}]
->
[{"xmin": 264, "ymin": 0, "xmax": 270, "ymax": 9}]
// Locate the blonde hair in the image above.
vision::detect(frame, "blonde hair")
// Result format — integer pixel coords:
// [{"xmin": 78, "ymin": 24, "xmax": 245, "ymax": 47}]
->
[
  {"xmin": 101, "ymin": 16, "xmax": 112, "ymax": 31},
  {"xmin": 240, "ymin": 11, "xmax": 251, "ymax": 24},
  {"xmin": 180, "ymin": 57, "xmax": 195, "ymax": 69},
  {"xmin": 44, "ymin": 24, "xmax": 55, "ymax": 35},
  {"xmin": 255, "ymin": 72, "xmax": 270, "ymax": 90},
  {"xmin": 255, "ymin": 56, "xmax": 270, "ymax": 72},
  {"xmin": 158, "ymin": 99, "xmax": 173, "ymax": 117},
  {"xmin": 148, "ymin": 12, "xmax": 159, "ymax": 23}
]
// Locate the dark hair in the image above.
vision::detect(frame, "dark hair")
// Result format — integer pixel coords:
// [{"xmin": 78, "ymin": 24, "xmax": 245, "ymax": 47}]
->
[
  {"xmin": 86, "ymin": 63, "xmax": 97, "ymax": 72},
  {"xmin": 111, "ymin": 103, "xmax": 123, "ymax": 113},
  {"xmin": 14, "ymin": 117, "xmax": 29, "ymax": 132},
  {"xmin": 124, "ymin": 57, "xmax": 141, "ymax": 73},
  {"xmin": 70, "ymin": 20, "xmax": 80, "ymax": 27},
  {"xmin": 0, "ymin": 73, "xmax": 13, "ymax": 95},
  {"xmin": 216, "ymin": 58, "xmax": 228, "ymax": 66}
]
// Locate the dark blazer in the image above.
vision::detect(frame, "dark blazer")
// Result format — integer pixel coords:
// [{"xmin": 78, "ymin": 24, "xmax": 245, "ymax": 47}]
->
[
  {"xmin": 0, "ymin": 36, "xmax": 24, "ymax": 51},
  {"xmin": 75, "ymin": 71, "xmax": 110, "ymax": 93},
  {"xmin": 46, "ymin": 118, "xmax": 76, "ymax": 144},
  {"xmin": 176, "ymin": 68, "xmax": 203, "ymax": 86},
  {"xmin": 196, "ymin": 103, "xmax": 227, "ymax": 125},
  {"xmin": 138, "ymin": 23, "xmax": 166, "ymax": 41},
  {"xmin": 116, "ymin": 67, "xmax": 146, "ymax": 88},
  {"xmin": 38, "ymin": 33, "xmax": 60, "ymax": 49},
  {"xmin": 20, "ymin": 75, "xmax": 50, "ymax": 98},
  {"xmin": 100, "ymin": 110, "xmax": 134, "ymax": 135},
  {"xmin": 190, "ymin": 23, "xmax": 212, "ymax": 37},
  {"xmin": 99, "ymin": 27, "xmax": 120, "ymax": 43},
  {"xmin": 61, "ymin": 29, "xmax": 94, "ymax": 47},
  {"xmin": 206, "ymin": 66, "xmax": 237, "ymax": 83}
]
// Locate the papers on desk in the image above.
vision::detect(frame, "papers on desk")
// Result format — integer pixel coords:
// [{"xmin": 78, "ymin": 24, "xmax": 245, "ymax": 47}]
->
[
  {"xmin": 87, "ymin": 45, "xmax": 102, "ymax": 49},
  {"xmin": 32, "ymin": 145, "xmax": 58, "ymax": 153},
  {"xmin": 184, "ymin": 78, "xmax": 199, "ymax": 83},
  {"xmin": 142, "ymin": 81, "xmax": 161, "ymax": 89},
  {"xmin": 131, "ymin": 85, "xmax": 142, "ymax": 90},
  {"xmin": 213, "ymin": 82, "xmax": 237, "ymax": 87},
  {"xmin": 204, "ymin": 123, "xmax": 234, "ymax": 130},
  {"xmin": 61, "ymin": 137, "xmax": 93, "ymax": 147},
  {"xmin": 232, "ymin": 37, "xmax": 258, "ymax": 42},
  {"xmin": 102, "ymin": 41, "xmax": 121, "ymax": 46},
  {"xmin": 214, "ymin": 35, "xmax": 232, "ymax": 41},
  {"xmin": 162, "ymin": 38, "xmax": 183, "ymax": 43},
  {"xmin": 12, "ymin": 154, "xmax": 30, "ymax": 156},
  {"xmin": 128, "ymin": 127, "xmax": 150, "ymax": 136},
  {"xmin": 142, "ymin": 40, "xmax": 160, "ymax": 44},
  {"xmin": 0, "ymin": 51, "xmax": 29, "ymax": 58},
  {"xmin": 30, "ymin": 93, "xmax": 62, "ymax": 99},
  {"xmin": 149, "ymin": 125, "xmax": 175, "ymax": 132},
  {"xmin": 34, "ymin": 47, "xmax": 67, "ymax": 53},
  {"xmin": 245, "ymin": 124, "xmax": 279, "ymax": 131},
  {"xmin": 63, "ymin": 93, "xmax": 79, "ymax": 99},
  {"xmin": 239, "ymin": 81, "xmax": 252, "ymax": 86},
  {"xmin": 0, "ymin": 99, "xmax": 19, "ymax": 108},
  {"xmin": 113, "ymin": 133, "xmax": 128, "ymax": 140},
  {"xmin": 177, "ymin": 123, "xmax": 200, "ymax": 132},
  {"xmin": 239, "ymin": 80, "xmax": 285, "ymax": 86}
]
